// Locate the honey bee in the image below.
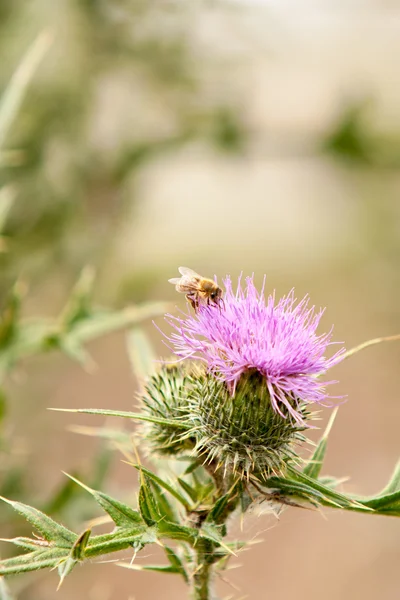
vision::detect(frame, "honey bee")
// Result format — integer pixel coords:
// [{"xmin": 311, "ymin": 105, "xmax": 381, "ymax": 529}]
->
[{"xmin": 168, "ymin": 266, "xmax": 223, "ymax": 311}]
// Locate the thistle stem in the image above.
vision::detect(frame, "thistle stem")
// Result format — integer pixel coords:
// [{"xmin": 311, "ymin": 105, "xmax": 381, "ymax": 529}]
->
[{"xmin": 191, "ymin": 540, "xmax": 214, "ymax": 600}]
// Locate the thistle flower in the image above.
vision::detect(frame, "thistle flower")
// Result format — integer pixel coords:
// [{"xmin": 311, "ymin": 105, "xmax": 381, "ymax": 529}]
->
[{"xmin": 165, "ymin": 275, "xmax": 345, "ymax": 425}]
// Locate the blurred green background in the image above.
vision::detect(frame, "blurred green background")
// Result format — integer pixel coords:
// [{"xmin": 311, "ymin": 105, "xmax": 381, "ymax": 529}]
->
[{"xmin": 0, "ymin": 1, "xmax": 399, "ymax": 599}]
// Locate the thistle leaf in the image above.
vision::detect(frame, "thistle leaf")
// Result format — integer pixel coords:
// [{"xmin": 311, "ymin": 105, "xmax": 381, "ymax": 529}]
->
[
  {"xmin": 360, "ymin": 491, "xmax": 400, "ymax": 516},
  {"xmin": 0, "ymin": 497, "xmax": 76, "ymax": 546},
  {"xmin": 50, "ymin": 408, "xmax": 189, "ymax": 430},
  {"xmin": 164, "ymin": 546, "xmax": 189, "ymax": 583},
  {"xmin": 377, "ymin": 460, "xmax": 400, "ymax": 496},
  {"xmin": 118, "ymin": 545, "xmax": 188, "ymax": 581},
  {"xmin": 0, "ymin": 549, "xmax": 68, "ymax": 576},
  {"xmin": 64, "ymin": 474, "xmax": 144, "ymax": 528},
  {"xmin": 57, "ymin": 556, "xmax": 77, "ymax": 589},
  {"xmin": 303, "ymin": 408, "xmax": 338, "ymax": 478},
  {"xmin": 71, "ymin": 303, "xmax": 169, "ymax": 343},
  {"xmin": 138, "ymin": 474, "xmax": 161, "ymax": 526},
  {"xmin": 206, "ymin": 488, "xmax": 237, "ymax": 525},
  {"xmin": 200, "ymin": 523, "xmax": 234, "ymax": 555},
  {"xmin": 177, "ymin": 477, "xmax": 198, "ymax": 503},
  {"xmin": 117, "ymin": 563, "xmax": 181, "ymax": 575},
  {"xmin": 130, "ymin": 464, "xmax": 190, "ymax": 511},
  {"xmin": 157, "ymin": 521, "xmax": 198, "ymax": 545},
  {"xmin": 71, "ymin": 529, "xmax": 91, "ymax": 561}
]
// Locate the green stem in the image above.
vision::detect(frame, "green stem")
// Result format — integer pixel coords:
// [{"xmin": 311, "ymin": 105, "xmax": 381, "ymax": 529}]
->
[{"xmin": 191, "ymin": 539, "xmax": 214, "ymax": 600}]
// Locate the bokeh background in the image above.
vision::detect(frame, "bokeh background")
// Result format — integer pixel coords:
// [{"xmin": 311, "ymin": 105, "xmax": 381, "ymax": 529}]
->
[{"xmin": 1, "ymin": 1, "xmax": 400, "ymax": 599}]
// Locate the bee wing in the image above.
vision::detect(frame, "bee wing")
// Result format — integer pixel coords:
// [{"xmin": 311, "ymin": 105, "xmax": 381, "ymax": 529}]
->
[
  {"xmin": 178, "ymin": 266, "xmax": 201, "ymax": 278},
  {"xmin": 168, "ymin": 278, "xmax": 181, "ymax": 285}
]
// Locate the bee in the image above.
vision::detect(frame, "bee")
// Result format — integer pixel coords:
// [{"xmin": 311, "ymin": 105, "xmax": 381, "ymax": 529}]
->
[{"xmin": 168, "ymin": 266, "xmax": 223, "ymax": 312}]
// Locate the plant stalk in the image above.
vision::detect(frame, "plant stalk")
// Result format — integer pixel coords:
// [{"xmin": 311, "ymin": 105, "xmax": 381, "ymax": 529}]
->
[{"xmin": 191, "ymin": 539, "xmax": 214, "ymax": 600}]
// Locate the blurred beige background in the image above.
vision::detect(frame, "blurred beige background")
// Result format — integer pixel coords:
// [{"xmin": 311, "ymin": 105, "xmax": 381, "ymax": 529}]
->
[{"xmin": 1, "ymin": 1, "xmax": 399, "ymax": 599}]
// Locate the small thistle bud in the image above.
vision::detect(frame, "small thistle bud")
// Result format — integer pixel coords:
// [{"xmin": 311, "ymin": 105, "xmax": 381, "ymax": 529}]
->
[{"xmin": 140, "ymin": 363, "xmax": 195, "ymax": 455}]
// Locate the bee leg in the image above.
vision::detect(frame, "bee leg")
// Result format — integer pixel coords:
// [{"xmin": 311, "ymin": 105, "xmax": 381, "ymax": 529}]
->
[{"xmin": 186, "ymin": 294, "xmax": 198, "ymax": 312}]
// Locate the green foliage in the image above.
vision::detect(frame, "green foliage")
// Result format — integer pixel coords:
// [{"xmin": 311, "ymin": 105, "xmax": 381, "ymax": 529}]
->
[
  {"xmin": 0, "ymin": 268, "xmax": 168, "ymax": 383},
  {"xmin": 2, "ymin": 365, "xmax": 400, "ymax": 592}
]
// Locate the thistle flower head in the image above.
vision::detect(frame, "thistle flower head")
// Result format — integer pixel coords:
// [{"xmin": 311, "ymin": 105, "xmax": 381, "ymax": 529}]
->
[{"xmin": 165, "ymin": 275, "xmax": 345, "ymax": 425}]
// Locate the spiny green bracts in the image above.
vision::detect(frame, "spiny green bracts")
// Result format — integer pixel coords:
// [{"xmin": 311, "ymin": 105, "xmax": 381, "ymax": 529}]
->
[
  {"xmin": 187, "ymin": 369, "xmax": 310, "ymax": 479},
  {"xmin": 142, "ymin": 364, "xmax": 310, "ymax": 479}
]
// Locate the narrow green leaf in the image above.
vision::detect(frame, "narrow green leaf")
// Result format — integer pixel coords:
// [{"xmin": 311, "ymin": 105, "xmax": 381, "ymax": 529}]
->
[
  {"xmin": 64, "ymin": 474, "xmax": 144, "ymax": 528},
  {"xmin": 378, "ymin": 460, "xmax": 400, "ymax": 496},
  {"xmin": 200, "ymin": 523, "xmax": 234, "ymax": 555},
  {"xmin": 148, "ymin": 480, "xmax": 179, "ymax": 524},
  {"xmin": 117, "ymin": 562, "xmax": 183, "ymax": 576},
  {"xmin": 130, "ymin": 464, "xmax": 190, "ymax": 511},
  {"xmin": 0, "ymin": 537, "xmax": 41, "ymax": 551},
  {"xmin": 72, "ymin": 303, "xmax": 169, "ymax": 343},
  {"xmin": 71, "ymin": 529, "xmax": 91, "ymax": 561},
  {"xmin": 84, "ymin": 531, "xmax": 152, "ymax": 558},
  {"xmin": 0, "ymin": 31, "xmax": 52, "ymax": 149},
  {"xmin": 126, "ymin": 328, "xmax": 156, "ymax": 381},
  {"xmin": 49, "ymin": 408, "xmax": 189, "ymax": 430},
  {"xmin": 0, "ymin": 497, "xmax": 76, "ymax": 546},
  {"xmin": 286, "ymin": 467, "xmax": 370, "ymax": 511},
  {"xmin": 138, "ymin": 475, "xmax": 160, "ymax": 526},
  {"xmin": 0, "ymin": 549, "xmax": 68, "ymax": 575},
  {"xmin": 361, "ymin": 490, "xmax": 400, "ymax": 512},
  {"xmin": 206, "ymin": 488, "xmax": 237, "ymax": 525},
  {"xmin": 303, "ymin": 408, "xmax": 338, "ymax": 478},
  {"xmin": 157, "ymin": 521, "xmax": 198, "ymax": 545},
  {"xmin": 164, "ymin": 546, "xmax": 189, "ymax": 583},
  {"xmin": 57, "ymin": 556, "xmax": 77, "ymax": 589},
  {"xmin": 183, "ymin": 461, "xmax": 201, "ymax": 475},
  {"xmin": 177, "ymin": 477, "xmax": 198, "ymax": 503}
]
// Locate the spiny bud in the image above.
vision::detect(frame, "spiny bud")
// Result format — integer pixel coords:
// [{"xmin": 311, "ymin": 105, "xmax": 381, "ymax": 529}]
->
[
  {"xmin": 141, "ymin": 364, "xmax": 310, "ymax": 480},
  {"xmin": 187, "ymin": 369, "xmax": 310, "ymax": 479},
  {"xmin": 140, "ymin": 363, "xmax": 196, "ymax": 455}
]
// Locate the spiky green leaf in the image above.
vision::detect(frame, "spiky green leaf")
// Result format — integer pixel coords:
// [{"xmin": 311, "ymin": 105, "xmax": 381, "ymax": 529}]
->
[
  {"xmin": 157, "ymin": 521, "xmax": 198, "ymax": 545},
  {"xmin": 206, "ymin": 487, "xmax": 237, "ymax": 525},
  {"xmin": 164, "ymin": 546, "xmax": 189, "ymax": 582},
  {"xmin": 303, "ymin": 408, "xmax": 337, "ymax": 478},
  {"xmin": 57, "ymin": 556, "xmax": 77, "ymax": 588},
  {"xmin": 71, "ymin": 529, "xmax": 91, "ymax": 561},
  {"xmin": 0, "ymin": 497, "xmax": 76, "ymax": 546},
  {"xmin": 50, "ymin": 408, "xmax": 189, "ymax": 429},
  {"xmin": 130, "ymin": 464, "xmax": 190, "ymax": 511},
  {"xmin": 177, "ymin": 477, "xmax": 198, "ymax": 503},
  {"xmin": 64, "ymin": 474, "xmax": 144, "ymax": 528},
  {"xmin": 0, "ymin": 548, "xmax": 68, "ymax": 576},
  {"xmin": 138, "ymin": 474, "xmax": 161, "ymax": 526}
]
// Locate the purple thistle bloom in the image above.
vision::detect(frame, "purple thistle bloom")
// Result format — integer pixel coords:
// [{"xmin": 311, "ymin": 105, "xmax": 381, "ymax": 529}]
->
[{"xmin": 165, "ymin": 275, "xmax": 345, "ymax": 424}]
